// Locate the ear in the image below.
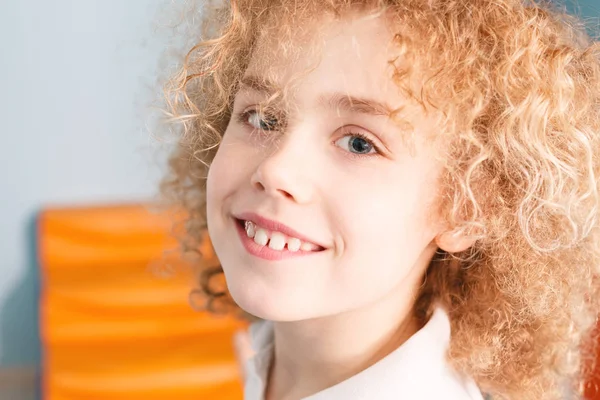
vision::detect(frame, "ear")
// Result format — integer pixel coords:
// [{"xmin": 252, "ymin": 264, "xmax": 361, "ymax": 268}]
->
[{"xmin": 435, "ymin": 228, "xmax": 477, "ymax": 253}]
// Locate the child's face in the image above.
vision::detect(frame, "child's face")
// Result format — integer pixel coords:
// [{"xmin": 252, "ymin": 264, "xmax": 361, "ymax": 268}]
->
[{"xmin": 206, "ymin": 13, "xmax": 446, "ymax": 321}]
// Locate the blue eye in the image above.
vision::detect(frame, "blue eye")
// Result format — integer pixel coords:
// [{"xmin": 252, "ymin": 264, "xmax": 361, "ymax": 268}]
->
[
  {"xmin": 335, "ymin": 134, "xmax": 377, "ymax": 155},
  {"xmin": 242, "ymin": 110, "xmax": 279, "ymax": 131}
]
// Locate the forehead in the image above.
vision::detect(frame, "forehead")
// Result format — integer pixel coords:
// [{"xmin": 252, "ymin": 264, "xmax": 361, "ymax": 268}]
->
[{"xmin": 243, "ymin": 12, "xmax": 406, "ymax": 111}]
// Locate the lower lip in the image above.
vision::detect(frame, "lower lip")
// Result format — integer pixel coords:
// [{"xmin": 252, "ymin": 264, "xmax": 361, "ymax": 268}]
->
[{"xmin": 234, "ymin": 219, "xmax": 323, "ymax": 261}]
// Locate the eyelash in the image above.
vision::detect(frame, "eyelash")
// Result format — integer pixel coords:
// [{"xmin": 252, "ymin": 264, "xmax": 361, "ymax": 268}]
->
[{"xmin": 235, "ymin": 109, "xmax": 383, "ymax": 158}]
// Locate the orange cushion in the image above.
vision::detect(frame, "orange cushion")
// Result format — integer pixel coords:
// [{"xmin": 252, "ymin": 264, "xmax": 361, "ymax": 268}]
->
[{"xmin": 38, "ymin": 204, "xmax": 245, "ymax": 400}]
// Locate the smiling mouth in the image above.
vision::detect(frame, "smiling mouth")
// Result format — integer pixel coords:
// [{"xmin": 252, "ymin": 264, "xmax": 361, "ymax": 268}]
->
[{"xmin": 235, "ymin": 218, "xmax": 325, "ymax": 253}]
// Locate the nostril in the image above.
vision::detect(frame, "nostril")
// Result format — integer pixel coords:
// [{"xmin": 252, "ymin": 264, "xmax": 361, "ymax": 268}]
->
[{"xmin": 279, "ymin": 189, "xmax": 294, "ymax": 200}]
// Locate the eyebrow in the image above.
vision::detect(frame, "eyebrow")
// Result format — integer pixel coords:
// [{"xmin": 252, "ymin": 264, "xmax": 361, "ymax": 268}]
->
[{"xmin": 239, "ymin": 75, "xmax": 394, "ymax": 118}]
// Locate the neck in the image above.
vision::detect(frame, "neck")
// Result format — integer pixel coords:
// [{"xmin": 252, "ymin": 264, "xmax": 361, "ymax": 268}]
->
[{"xmin": 264, "ymin": 283, "xmax": 422, "ymax": 400}]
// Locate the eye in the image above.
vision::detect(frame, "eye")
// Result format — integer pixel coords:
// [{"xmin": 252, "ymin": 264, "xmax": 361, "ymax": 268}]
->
[
  {"xmin": 335, "ymin": 132, "xmax": 378, "ymax": 155},
  {"xmin": 238, "ymin": 109, "xmax": 279, "ymax": 131}
]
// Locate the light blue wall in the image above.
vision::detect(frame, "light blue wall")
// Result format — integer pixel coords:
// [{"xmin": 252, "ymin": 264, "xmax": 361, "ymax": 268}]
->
[
  {"xmin": 567, "ymin": 0, "xmax": 600, "ymax": 33},
  {"xmin": 573, "ymin": 0, "xmax": 599, "ymax": 16},
  {"xmin": 0, "ymin": 0, "xmax": 179, "ymax": 366}
]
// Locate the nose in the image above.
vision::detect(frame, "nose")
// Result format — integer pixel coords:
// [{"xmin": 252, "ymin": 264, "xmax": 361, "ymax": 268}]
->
[{"xmin": 250, "ymin": 131, "xmax": 316, "ymax": 204}]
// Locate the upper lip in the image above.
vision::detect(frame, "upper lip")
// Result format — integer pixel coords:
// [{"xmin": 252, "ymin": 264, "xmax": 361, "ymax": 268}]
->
[{"xmin": 234, "ymin": 212, "xmax": 327, "ymax": 249}]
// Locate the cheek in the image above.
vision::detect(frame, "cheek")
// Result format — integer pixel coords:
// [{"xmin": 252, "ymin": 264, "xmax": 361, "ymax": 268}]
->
[
  {"xmin": 329, "ymin": 175, "xmax": 439, "ymax": 301},
  {"xmin": 206, "ymin": 136, "xmax": 248, "ymax": 206},
  {"xmin": 206, "ymin": 147, "xmax": 228, "ymax": 204},
  {"xmin": 344, "ymin": 199, "xmax": 432, "ymax": 271},
  {"xmin": 206, "ymin": 142, "xmax": 243, "ymax": 237}
]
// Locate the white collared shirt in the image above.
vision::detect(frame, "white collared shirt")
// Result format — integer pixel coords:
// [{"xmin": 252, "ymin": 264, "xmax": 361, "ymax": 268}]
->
[{"xmin": 243, "ymin": 307, "xmax": 484, "ymax": 400}]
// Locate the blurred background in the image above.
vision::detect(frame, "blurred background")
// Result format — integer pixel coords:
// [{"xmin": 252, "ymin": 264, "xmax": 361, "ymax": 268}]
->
[
  {"xmin": 0, "ymin": 0, "xmax": 598, "ymax": 399},
  {"xmin": 0, "ymin": 1, "xmax": 244, "ymax": 399}
]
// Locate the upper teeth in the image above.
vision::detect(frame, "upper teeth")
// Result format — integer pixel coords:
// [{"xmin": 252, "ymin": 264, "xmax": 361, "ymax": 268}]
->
[{"xmin": 244, "ymin": 221, "xmax": 318, "ymax": 252}]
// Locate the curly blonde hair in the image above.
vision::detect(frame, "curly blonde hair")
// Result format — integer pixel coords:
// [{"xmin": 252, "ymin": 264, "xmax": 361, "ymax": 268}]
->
[{"xmin": 160, "ymin": 0, "xmax": 600, "ymax": 398}]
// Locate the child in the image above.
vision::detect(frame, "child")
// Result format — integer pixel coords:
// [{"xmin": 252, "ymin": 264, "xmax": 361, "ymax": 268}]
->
[{"xmin": 160, "ymin": 0, "xmax": 600, "ymax": 398}]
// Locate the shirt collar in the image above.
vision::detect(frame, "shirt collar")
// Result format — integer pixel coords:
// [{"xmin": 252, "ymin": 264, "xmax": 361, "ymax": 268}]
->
[{"xmin": 244, "ymin": 306, "xmax": 483, "ymax": 400}]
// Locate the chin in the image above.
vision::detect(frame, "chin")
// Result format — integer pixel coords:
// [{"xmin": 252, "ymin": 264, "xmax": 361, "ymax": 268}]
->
[{"xmin": 225, "ymin": 276, "xmax": 319, "ymax": 322}]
